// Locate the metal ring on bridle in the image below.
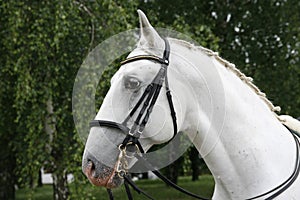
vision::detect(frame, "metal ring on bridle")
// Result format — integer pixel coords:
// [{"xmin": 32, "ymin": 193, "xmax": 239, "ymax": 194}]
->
[
  {"xmin": 118, "ymin": 142, "xmax": 141, "ymax": 158},
  {"xmin": 117, "ymin": 170, "xmax": 126, "ymax": 178}
]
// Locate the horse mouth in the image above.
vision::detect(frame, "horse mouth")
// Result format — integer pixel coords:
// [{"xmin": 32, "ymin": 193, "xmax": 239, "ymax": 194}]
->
[{"xmin": 83, "ymin": 160, "xmax": 123, "ymax": 188}]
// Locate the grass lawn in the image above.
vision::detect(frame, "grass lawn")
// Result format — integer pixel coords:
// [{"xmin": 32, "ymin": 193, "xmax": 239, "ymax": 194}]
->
[{"xmin": 16, "ymin": 175, "xmax": 214, "ymax": 200}]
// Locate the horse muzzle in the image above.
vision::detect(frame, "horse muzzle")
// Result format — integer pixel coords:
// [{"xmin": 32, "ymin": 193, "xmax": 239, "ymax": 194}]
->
[{"xmin": 82, "ymin": 154, "xmax": 123, "ymax": 188}]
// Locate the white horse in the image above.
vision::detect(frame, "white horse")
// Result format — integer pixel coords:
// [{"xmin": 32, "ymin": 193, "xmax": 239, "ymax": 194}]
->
[{"xmin": 82, "ymin": 10, "xmax": 300, "ymax": 199}]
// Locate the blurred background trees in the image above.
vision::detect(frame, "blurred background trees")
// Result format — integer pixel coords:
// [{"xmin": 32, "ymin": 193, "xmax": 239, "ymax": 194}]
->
[{"xmin": 1, "ymin": 0, "xmax": 299, "ymax": 199}]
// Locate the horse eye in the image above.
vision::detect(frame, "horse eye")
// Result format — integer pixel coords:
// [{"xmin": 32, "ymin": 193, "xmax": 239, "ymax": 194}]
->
[{"xmin": 124, "ymin": 77, "xmax": 141, "ymax": 89}]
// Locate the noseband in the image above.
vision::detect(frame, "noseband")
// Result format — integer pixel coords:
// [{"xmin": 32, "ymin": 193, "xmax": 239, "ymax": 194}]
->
[{"xmin": 90, "ymin": 38, "xmax": 177, "ymax": 154}]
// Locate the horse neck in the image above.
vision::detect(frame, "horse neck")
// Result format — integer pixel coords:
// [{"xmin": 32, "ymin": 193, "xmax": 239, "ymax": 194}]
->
[{"xmin": 169, "ymin": 40, "xmax": 296, "ymax": 198}]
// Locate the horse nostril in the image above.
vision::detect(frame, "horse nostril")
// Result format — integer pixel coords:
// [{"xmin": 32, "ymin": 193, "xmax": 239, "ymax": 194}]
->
[
  {"xmin": 87, "ymin": 159, "xmax": 95, "ymax": 170},
  {"xmin": 84, "ymin": 159, "xmax": 97, "ymax": 178}
]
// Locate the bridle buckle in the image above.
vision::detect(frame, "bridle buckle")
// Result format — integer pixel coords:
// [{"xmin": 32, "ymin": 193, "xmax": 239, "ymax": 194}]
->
[{"xmin": 116, "ymin": 142, "xmax": 142, "ymax": 178}]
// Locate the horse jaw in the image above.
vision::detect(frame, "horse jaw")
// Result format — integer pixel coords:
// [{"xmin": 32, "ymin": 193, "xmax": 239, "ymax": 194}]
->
[{"xmin": 137, "ymin": 10, "xmax": 165, "ymax": 56}]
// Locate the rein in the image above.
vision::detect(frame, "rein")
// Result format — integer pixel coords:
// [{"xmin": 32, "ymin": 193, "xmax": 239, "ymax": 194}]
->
[
  {"xmin": 89, "ymin": 38, "xmax": 300, "ymax": 200},
  {"xmin": 246, "ymin": 126, "xmax": 300, "ymax": 200}
]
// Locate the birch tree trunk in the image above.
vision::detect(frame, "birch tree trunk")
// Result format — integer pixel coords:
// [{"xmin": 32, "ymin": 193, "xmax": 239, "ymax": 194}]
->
[
  {"xmin": 52, "ymin": 170, "xmax": 69, "ymax": 200},
  {"xmin": 45, "ymin": 98, "xmax": 69, "ymax": 200}
]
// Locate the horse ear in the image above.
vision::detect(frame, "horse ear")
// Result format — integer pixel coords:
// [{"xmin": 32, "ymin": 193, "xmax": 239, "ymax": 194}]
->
[{"xmin": 137, "ymin": 10, "xmax": 164, "ymax": 51}]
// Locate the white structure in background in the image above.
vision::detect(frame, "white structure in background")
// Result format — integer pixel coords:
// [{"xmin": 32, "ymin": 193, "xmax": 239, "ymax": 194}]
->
[
  {"xmin": 41, "ymin": 168, "xmax": 74, "ymax": 184},
  {"xmin": 148, "ymin": 171, "xmax": 158, "ymax": 180}
]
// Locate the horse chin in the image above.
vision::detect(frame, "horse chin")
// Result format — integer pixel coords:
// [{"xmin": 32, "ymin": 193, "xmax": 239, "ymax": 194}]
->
[{"xmin": 83, "ymin": 161, "xmax": 123, "ymax": 188}]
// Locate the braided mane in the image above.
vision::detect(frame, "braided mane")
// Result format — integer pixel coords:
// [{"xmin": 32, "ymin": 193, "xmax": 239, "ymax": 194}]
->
[{"xmin": 170, "ymin": 38, "xmax": 282, "ymax": 119}]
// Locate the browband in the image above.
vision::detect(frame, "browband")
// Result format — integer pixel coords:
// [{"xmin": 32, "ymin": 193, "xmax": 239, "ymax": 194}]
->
[
  {"xmin": 121, "ymin": 55, "xmax": 169, "ymax": 66},
  {"xmin": 121, "ymin": 38, "xmax": 170, "ymax": 66}
]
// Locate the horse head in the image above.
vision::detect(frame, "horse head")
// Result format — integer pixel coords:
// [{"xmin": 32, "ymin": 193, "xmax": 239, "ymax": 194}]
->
[{"xmin": 82, "ymin": 10, "xmax": 187, "ymax": 188}]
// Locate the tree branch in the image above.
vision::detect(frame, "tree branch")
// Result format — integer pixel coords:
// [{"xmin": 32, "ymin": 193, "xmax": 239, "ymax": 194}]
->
[{"xmin": 73, "ymin": 0, "xmax": 95, "ymax": 52}]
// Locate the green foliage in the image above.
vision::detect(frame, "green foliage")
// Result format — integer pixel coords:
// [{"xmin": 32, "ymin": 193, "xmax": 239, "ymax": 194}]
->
[{"xmin": 1, "ymin": 0, "xmax": 138, "ymax": 199}]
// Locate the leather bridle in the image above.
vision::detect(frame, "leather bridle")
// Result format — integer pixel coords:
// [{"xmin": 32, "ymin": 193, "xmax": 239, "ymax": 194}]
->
[
  {"xmin": 89, "ymin": 38, "xmax": 209, "ymax": 200},
  {"xmin": 90, "ymin": 38, "xmax": 177, "ymax": 154},
  {"xmin": 89, "ymin": 38, "xmax": 300, "ymax": 200}
]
